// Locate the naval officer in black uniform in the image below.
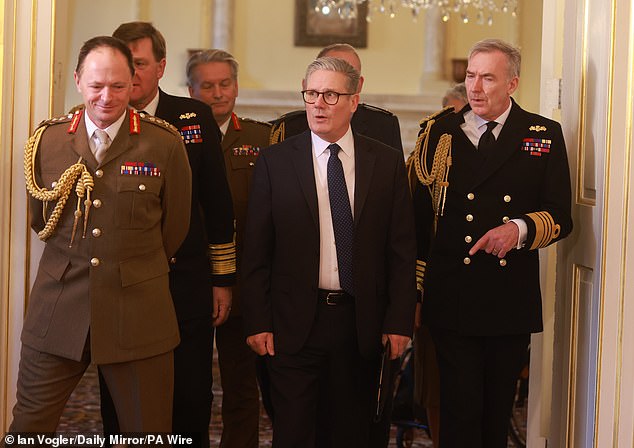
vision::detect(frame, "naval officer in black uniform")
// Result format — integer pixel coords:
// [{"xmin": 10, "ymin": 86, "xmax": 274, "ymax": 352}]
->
[
  {"xmin": 412, "ymin": 39, "xmax": 573, "ymax": 448},
  {"xmin": 97, "ymin": 22, "xmax": 236, "ymax": 448}
]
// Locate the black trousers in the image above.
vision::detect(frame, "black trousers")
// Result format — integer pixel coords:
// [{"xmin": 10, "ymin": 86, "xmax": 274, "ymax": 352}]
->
[
  {"xmin": 430, "ymin": 328, "xmax": 530, "ymax": 448},
  {"xmin": 267, "ymin": 300, "xmax": 378, "ymax": 448},
  {"xmin": 100, "ymin": 316, "xmax": 213, "ymax": 448}
]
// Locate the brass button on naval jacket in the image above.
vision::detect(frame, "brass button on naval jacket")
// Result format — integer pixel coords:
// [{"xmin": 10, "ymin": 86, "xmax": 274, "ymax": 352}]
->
[
  {"xmin": 504, "ymin": 195, "xmax": 512, "ymax": 203},
  {"xmin": 499, "ymin": 259, "xmax": 507, "ymax": 267},
  {"xmin": 465, "ymin": 235, "xmax": 472, "ymax": 243},
  {"xmin": 502, "ymin": 216, "xmax": 510, "ymax": 223},
  {"xmin": 466, "ymin": 214, "xmax": 474, "ymax": 222},
  {"xmin": 90, "ymin": 257, "xmax": 100, "ymax": 267},
  {"xmin": 463, "ymin": 257, "xmax": 471, "ymax": 265},
  {"xmin": 93, "ymin": 199, "xmax": 102, "ymax": 208},
  {"xmin": 138, "ymin": 184, "xmax": 146, "ymax": 191},
  {"xmin": 467, "ymin": 193, "xmax": 475, "ymax": 200},
  {"xmin": 95, "ymin": 169, "xmax": 103, "ymax": 178},
  {"xmin": 92, "ymin": 228, "xmax": 102, "ymax": 237}
]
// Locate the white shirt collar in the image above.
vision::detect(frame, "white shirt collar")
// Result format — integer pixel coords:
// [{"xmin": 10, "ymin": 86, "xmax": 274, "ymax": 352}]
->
[
  {"xmin": 137, "ymin": 90, "xmax": 160, "ymax": 116},
  {"xmin": 84, "ymin": 109, "xmax": 127, "ymax": 143},
  {"xmin": 467, "ymin": 99, "xmax": 513, "ymax": 130},
  {"xmin": 311, "ymin": 126, "xmax": 355, "ymax": 159},
  {"xmin": 219, "ymin": 118, "xmax": 231, "ymax": 136}
]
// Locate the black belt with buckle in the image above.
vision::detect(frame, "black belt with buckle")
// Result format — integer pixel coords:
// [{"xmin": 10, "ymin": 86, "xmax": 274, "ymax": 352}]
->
[{"xmin": 318, "ymin": 289, "xmax": 354, "ymax": 305}]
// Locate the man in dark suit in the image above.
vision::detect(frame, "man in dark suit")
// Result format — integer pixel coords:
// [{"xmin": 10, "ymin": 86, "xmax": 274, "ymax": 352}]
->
[
  {"xmin": 411, "ymin": 39, "xmax": 573, "ymax": 448},
  {"xmin": 187, "ymin": 48, "xmax": 271, "ymax": 448},
  {"xmin": 95, "ymin": 23, "xmax": 235, "ymax": 447},
  {"xmin": 242, "ymin": 56, "xmax": 417, "ymax": 447},
  {"xmin": 11, "ymin": 36, "xmax": 191, "ymax": 432},
  {"xmin": 270, "ymin": 43, "xmax": 403, "ymax": 152}
]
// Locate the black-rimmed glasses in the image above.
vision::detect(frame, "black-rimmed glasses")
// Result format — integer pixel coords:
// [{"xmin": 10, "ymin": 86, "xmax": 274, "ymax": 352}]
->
[{"xmin": 302, "ymin": 90, "xmax": 355, "ymax": 105}]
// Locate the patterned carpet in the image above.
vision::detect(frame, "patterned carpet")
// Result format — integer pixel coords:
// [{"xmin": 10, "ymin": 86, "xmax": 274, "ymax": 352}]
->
[{"xmin": 57, "ymin": 363, "xmax": 436, "ymax": 447}]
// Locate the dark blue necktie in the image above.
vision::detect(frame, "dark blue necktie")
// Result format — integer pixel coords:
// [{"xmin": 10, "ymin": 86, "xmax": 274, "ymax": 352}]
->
[
  {"xmin": 478, "ymin": 121, "xmax": 498, "ymax": 157},
  {"xmin": 327, "ymin": 143, "xmax": 354, "ymax": 295}
]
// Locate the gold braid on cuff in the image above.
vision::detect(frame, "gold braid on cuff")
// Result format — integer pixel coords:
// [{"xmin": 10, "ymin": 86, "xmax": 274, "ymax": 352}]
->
[
  {"xmin": 526, "ymin": 211, "xmax": 561, "ymax": 250},
  {"xmin": 208, "ymin": 241, "xmax": 237, "ymax": 275},
  {"xmin": 416, "ymin": 259, "xmax": 426, "ymax": 292}
]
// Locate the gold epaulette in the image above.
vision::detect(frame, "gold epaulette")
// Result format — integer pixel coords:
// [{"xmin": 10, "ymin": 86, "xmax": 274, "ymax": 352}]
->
[
  {"xmin": 241, "ymin": 117, "xmax": 273, "ymax": 129},
  {"xmin": 138, "ymin": 112, "xmax": 181, "ymax": 138},
  {"xmin": 359, "ymin": 103, "xmax": 396, "ymax": 116},
  {"xmin": 208, "ymin": 241, "xmax": 237, "ymax": 276}
]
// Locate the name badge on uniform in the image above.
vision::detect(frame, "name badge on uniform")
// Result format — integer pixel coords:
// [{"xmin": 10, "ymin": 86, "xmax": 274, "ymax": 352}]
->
[
  {"xmin": 121, "ymin": 161, "xmax": 161, "ymax": 176},
  {"xmin": 522, "ymin": 138, "xmax": 551, "ymax": 157},
  {"xmin": 232, "ymin": 145, "xmax": 261, "ymax": 157},
  {"xmin": 180, "ymin": 124, "xmax": 203, "ymax": 144}
]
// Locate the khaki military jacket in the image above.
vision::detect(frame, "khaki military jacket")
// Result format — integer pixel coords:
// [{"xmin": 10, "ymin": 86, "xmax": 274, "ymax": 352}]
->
[
  {"xmin": 221, "ymin": 113, "xmax": 271, "ymax": 315},
  {"xmin": 22, "ymin": 109, "xmax": 191, "ymax": 364}
]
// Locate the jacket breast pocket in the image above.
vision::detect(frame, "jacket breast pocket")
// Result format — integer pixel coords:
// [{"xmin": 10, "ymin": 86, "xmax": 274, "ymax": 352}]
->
[
  {"xmin": 116, "ymin": 176, "xmax": 162, "ymax": 229},
  {"xmin": 228, "ymin": 155, "xmax": 256, "ymax": 203}
]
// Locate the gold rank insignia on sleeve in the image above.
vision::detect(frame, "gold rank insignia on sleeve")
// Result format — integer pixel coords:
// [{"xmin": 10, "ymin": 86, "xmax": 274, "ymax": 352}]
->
[
  {"xmin": 526, "ymin": 211, "xmax": 561, "ymax": 250},
  {"xmin": 529, "ymin": 125, "xmax": 547, "ymax": 132},
  {"xmin": 208, "ymin": 241, "xmax": 237, "ymax": 275},
  {"xmin": 416, "ymin": 260, "xmax": 426, "ymax": 292}
]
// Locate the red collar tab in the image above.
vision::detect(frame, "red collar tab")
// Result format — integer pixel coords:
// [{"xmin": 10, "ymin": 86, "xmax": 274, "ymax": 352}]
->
[
  {"xmin": 67, "ymin": 110, "xmax": 82, "ymax": 134},
  {"xmin": 129, "ymin": 109, "xmax": 140, "ymax": 134},
  {"xmin": 231, "ymin": 112, "xmax": 241, "ymax": 131}
]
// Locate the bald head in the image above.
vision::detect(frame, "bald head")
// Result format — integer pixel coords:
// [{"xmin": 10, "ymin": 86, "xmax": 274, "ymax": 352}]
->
[{"xmin": 316, "ymin": 43, "xmax": 364, "ymax": 93}]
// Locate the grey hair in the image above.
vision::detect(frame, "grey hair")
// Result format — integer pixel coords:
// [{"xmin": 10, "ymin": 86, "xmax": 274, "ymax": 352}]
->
[
  {"xmin": 468, "ymin": 38, "xmax": 521, "ymax": 79},
  {"xmin": 186, "ymin": 49, "xmax": 239, "ymax": 86},
  {"xmin": 442, "ymin": 83, "xmax": 468, "ymax": 107},
  {"xmin": 304, "ymin": 56, "xmax": 360, "ymax": 94}
]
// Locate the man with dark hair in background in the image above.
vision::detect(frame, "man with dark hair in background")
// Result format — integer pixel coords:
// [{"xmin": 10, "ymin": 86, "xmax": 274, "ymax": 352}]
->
[
  {"xmin": 96, "ymin": 22, "xmax": 236, "ymax": 447},
  {"xmin": 187, "ymin": 48, "xmax": 271, "ymax": 448},
  {"xmin": 10, "ymin": 35, "xmax": 191, "ymax": 432}
]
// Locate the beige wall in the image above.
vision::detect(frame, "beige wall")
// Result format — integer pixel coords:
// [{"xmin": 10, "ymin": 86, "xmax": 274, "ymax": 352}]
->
[{"xmin": 60, "ymin": 0, "xmax": 534, "ymax": 110}]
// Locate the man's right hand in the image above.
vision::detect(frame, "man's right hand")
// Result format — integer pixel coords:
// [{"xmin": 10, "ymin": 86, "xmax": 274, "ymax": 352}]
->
[{"xmin": 246, "ymin": 332, "xmax": 275, "ymax": 356}]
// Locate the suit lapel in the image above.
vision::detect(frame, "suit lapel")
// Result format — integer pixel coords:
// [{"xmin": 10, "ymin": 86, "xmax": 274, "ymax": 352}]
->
[
  {"xmin": 70, "ymin": 114, "xmax": 97, "ymax": 167},
  {"xmin": 291, "ymin": 131, "xmax": 319, "ymax": 229},
  {"xmin": 353, "ymin": 134, "xmax": 376, "ymax": 226},
  {"xmin": 470, "ymin": 101, "xmax": 525, "ymax": 189},
  {"xmin": 222, "ymin": 120, "xmax": 240, "ymax": 152}
]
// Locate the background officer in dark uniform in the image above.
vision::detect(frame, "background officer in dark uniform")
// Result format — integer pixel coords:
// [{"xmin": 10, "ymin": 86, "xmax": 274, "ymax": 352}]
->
[
  {"xmin": 187, "ymin": 48, "xmax": 271, "ymax": 448},
  {"xmin": 412, "ymin": 39, "xmax": 573, "ymax": 448},
  {"xmin": 96, "ymin": 23, "xmax": 236, "ymax": 447},
  {"xmin": 270, "ymin": 43, "xmax": 403, "ymax": 153},
  {"xmin": 11, "ymin": 36, "xmax": 191, "ymax": 432}
]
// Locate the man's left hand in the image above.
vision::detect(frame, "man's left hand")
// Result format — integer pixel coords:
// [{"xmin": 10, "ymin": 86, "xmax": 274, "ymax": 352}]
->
[
  {"xmin": 212, "ymin": 286, "xmax": 233, "ymax": 326},
  {"xmin": 469, "ymin": 221, "xmax": 519, "ymax": 259},
  {"xmin": 382, "ymin": 334, "xmax": 410, "ymax": 360}
]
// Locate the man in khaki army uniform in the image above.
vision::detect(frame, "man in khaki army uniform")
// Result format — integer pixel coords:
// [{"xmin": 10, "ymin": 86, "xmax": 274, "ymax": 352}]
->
[
  {"xmin": 187, "ymin": 49, "xmax": 271, "ymax": 448},
  {"xmin": 10, "ymin": 36, "xmax": 191, "ymax": 432}
]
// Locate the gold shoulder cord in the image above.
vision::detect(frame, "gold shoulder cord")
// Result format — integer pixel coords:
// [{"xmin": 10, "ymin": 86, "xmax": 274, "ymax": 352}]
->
[
  {"xmin": 24, "ymin": 124, "xmax": 95, "ymax": 246},
  {"xmin": 407, "ymin": 110, "xmax": 453, "ymax": 225}
]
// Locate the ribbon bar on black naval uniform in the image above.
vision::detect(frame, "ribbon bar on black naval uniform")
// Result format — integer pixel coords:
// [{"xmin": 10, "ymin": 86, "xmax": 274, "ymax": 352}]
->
[
  {"xmin": 521, "ymin": 138, "xmax": 551, "ymax": 157},
  {"xmin": 179, "ymin": 124, "xmax": 203, "ymax": 144}
]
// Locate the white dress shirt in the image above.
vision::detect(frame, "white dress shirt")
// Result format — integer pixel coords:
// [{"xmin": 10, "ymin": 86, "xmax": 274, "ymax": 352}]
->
[{"xmin": 312, "ymin": 127, "xmax": 355, "ymax": 291}]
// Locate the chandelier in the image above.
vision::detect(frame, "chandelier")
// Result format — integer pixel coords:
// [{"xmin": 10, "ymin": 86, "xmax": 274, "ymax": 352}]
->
[{"xmin": 314, "ymin": 0, "xmax": 518, "ymax": 25}]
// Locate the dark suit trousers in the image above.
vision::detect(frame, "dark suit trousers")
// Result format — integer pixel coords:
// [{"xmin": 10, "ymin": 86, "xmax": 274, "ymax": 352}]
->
[
  {"xmin": 430, "ymin": 328, "xmax": 530, "ymax": 448},
  {"xmin": 215, "ymin": 315, "xmax": 259, "ymax": 448},
  {"xmin": 267, "ymin": 300, "xmax": 376, "ymax": 448},
  {"xmin": 11, "ymin": 343, "xmax": 173, "ymax": 432}
]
